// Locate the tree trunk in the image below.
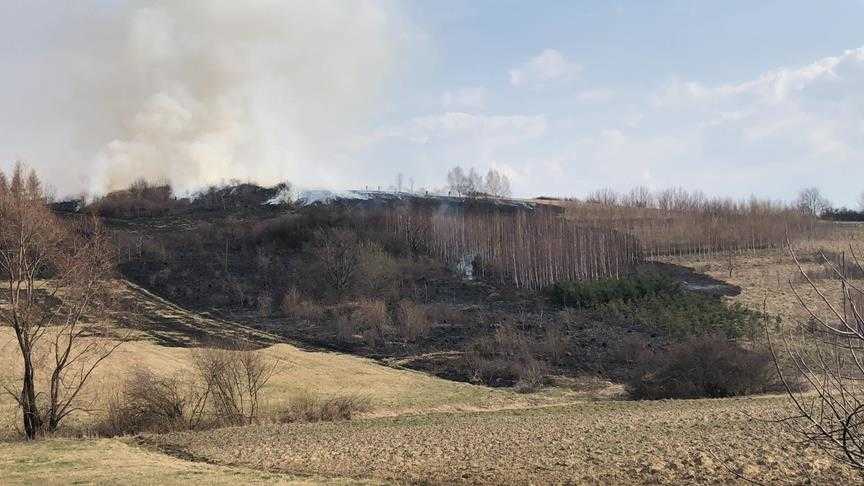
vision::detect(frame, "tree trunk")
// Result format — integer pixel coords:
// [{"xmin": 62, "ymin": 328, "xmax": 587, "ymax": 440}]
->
[{"xmin": 20, "ymin": 350, "xmax": 43, "ymax": 439}]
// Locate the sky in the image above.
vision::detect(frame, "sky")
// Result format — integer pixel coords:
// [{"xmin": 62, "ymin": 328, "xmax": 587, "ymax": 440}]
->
[{"xmin": 1, "ymin": 1, "xmax": 863, "ymax": 206}]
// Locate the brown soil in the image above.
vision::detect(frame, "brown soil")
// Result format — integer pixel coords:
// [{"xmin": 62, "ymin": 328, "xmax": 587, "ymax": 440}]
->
[{"xmin": 152, "ymin": 396, "xmax": 860, "ymax": 485}]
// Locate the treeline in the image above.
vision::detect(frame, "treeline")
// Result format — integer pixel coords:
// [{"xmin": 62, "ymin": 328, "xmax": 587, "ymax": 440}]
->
[
  {"xmin": 561, "ymin": 187, "xmax": 831, "ymax": 258},
  {"xmin": 821, "ymin": 207, "xmax": 864, "ymax": 222},
  {"xmin": 379, "ymin": 202, "xmax": 641, "ymax": 290}
]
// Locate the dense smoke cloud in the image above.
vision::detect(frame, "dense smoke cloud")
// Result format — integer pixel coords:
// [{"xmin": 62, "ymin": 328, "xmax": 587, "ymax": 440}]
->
[{"xmin": 0, "ymin": 1, "xmax": 406, "ymax": 195}]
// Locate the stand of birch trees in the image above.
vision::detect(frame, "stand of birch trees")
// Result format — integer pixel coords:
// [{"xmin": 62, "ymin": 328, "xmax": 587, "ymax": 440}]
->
[{"xmin": 378, "ymin": 203, "xmax": 641, "ymax": 291}]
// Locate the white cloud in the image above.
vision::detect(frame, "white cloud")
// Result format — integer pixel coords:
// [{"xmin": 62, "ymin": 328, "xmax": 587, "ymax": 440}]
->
[
  {"xmin": 440, "ymin": 87, "xmax": 488, "ymax": 111},
  {"xmin": 509, "ymin": 49, "xmax": 581, "ymax": 89},
  {"xmin": 393, "ymin": 46, "xmax": 864, "ymax": 201},
  {"xmin": 655, "ymin": 47, "xmax": 864, "ymax": 163},
  {"xmin": 575, "ymin": 88, "xmax": 615, "ymax": 103}
]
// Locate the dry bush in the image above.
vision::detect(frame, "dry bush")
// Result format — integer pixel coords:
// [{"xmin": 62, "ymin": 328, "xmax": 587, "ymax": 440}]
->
[
  {"xmin": 611, "ymin": 333, "xmax": 653, "ymax": 367},
  {"xmin": 351, "ymin": 299, "xmax": 391, "ymax": 348},
  {"xmin": 355, "ymin": 242, "xmax": 401, "ymax": 296},
  {"xmin": 465, "ymin": 325, "xmax": 547, "ymax": 390},
  {"xmin": 626, "ymin": 334, "xmax": 778, "ymax": 400},
  {"xmin": 190, "ymin": 344, "xmax": 276, "ymax": 426},
  {"xmin": 513, "ymin": 357, "xmax": 549, "ymax": 393},
  {"xmin": 279, "ymin": 392, "xmax": 371, "ymax": 423},
  {"xmin": 541, "ymin": 322, "xmax": 569, "ymax": 365},
  {"xmin": 335, "ymin": 316, "xmax": 357, "ymax": 344},
  {"xmin": 96, "ymin": 368, "xmax": 191, "ymax": 436},
  {"xmin": 257, "ymin": 292, "xmax": 273, "ymax": 318},
  {"xmin": 396, "ymin": 299, "xmax": 431, "ymax": 342},
  {"xmin": 280, "ymin": 287, "xmax": 325, "ymax": 321}
]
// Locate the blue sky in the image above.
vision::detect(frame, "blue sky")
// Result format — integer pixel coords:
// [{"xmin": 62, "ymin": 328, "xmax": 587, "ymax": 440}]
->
[{"xmin": 1, "ymin": 1, "xmax": 863, "ymax": 205}]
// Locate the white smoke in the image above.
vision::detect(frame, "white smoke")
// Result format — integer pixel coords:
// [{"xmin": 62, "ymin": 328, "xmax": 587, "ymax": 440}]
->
[{"xmin": 0, "ymin": 1, "xmax": 408, "ymax": 195}]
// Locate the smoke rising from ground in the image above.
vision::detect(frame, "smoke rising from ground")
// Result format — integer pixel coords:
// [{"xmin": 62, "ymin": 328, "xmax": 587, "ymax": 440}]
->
[{"xmin": 0, "ymin": 1, "xmax": 406, "ymax": 195}]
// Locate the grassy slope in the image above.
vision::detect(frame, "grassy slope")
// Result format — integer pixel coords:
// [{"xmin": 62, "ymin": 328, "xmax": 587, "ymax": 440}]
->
[{"xmin": 0, "ymin": 288, "xmax": 557, "ymax": 437}]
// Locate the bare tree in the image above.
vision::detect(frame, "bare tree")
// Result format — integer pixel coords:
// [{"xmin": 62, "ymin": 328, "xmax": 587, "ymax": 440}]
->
[
  {"xmin": 310, "ymin": 228, "xmax": 361, "ymax": 294},
  {"xmin": 484, "ymin": 169, "xmax": 512, "ymax": 198},
  {"xmin": 0, "ymin": 163, "xmax": 122, "ymax": 439},
  {"xmin": 770, "ymin": 242, "xmax": 864, "ymax": 469},
  {"xmin": 858, "ymin": 191, "xmax": 864, "ymax": 212},
  {"xmin": 795, "ymin": 187, "xmax": 830, "ymax": 217},
  {"xmin": 625, "ymin": 186, "xmax": 653, "ymax": 208},
  {"xmin": 586, "ymin": 188, "xmax": 619, "ymax": 206},
  {"xmin": 395, "ymin": 173, "xmax": 404, "ymax": 192},
  {"xmin": 446, "ymin": 166, "xmax": 483, "ymax": 197}
]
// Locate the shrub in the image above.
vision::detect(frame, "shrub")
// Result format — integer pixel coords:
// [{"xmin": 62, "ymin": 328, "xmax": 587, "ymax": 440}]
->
[
  {"xmin": 350, "ymin": 299, "xmax": 391, "ymax": 348},
  {"xmin": 465, "ymin": 325, "xmax": 547, "ymax": 389},
  {"xmin": 279, "ymin": 392, "xmax": 371, "ymax": 423},
  {"xmin": 190, "ymin": 344, "xmax": 275, "ymax": 426},
  {"xmin": 547, "ymin": 271, "xmax": 678, "ymax": 308},
  {"xmin": 513, "ymin": 357, "xmax": 549, "ymax": 393},
  {"xmin": 280, "ymin": 288, "xmax": 325, "ymax": 321},
  {"xmin": 97, "ymin": 368, "xmax": 189, "ymax": 436},
  {"xmin": 257, "ymin": 292, "xmax": 273, "ymax": 317},
  {"xmin": 396, "ymin": 299, "xmax": 431, "ymax": 342},
  {"xmin": 625, "ymin": 335, "xmax": 778, "ymax": 400},
  {"xmin": 541, "ymin": 322, "xmax": 568, "ymax": 365},
  {"xmin": 355, "ymin": 242, "xmax": 401, "ymax": 296}
]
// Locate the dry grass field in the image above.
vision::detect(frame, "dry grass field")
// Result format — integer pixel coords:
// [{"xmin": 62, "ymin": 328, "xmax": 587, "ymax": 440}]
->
[
  {"xmin": 2, "ymin": 224, "xmax": 864, "ymax": 484},
  {"xmin": 0, "ymin": 282, "xmax": 563, "ymax": 439},
  {"xmin": 660, "ymin": 223, "xmax": 864, "ymax": 325},
  {"xmin": 0, "ymin": 438, "xmax": 363, "ymax": 485}
]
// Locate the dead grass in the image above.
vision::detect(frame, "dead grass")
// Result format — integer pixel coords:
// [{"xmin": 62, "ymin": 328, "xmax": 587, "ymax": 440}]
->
[
  {"xmin": 0, "ymin": 438, "xmax": 370, "ymax": 485},
  {"xmin": 279, "ymin": 392, "xmax": 371, "ymax": 423},
  {"xmin": 0, "ymin": 277, "xmax": 561, "ymax": 439},
  {"xmin": 659, "ymin": 224, "xmax": 864, "ymax": 327}
]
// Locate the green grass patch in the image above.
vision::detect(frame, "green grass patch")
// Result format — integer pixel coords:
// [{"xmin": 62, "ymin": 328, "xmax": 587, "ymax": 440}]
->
[
  {"xmin": 600, "ymin": 293, "xmax": 763, "ymax": 340},
  {"xmin": 546, "ymin": 272, "xmax": 678, "ymax": 309},
  {"xmin": 548, "ymin": 272, "xmax": 764, "ymax": 340}
]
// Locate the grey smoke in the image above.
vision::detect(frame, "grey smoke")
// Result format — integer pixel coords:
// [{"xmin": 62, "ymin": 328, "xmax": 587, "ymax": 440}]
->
[{"xmin": 0, "ymin": 1, "xmax": 408, "ymax": 195}]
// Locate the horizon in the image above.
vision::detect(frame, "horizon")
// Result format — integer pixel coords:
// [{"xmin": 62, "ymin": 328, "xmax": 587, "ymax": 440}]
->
[{"xmin": 1, "ymin": 1, "xmax": 863, "ymax": 206}]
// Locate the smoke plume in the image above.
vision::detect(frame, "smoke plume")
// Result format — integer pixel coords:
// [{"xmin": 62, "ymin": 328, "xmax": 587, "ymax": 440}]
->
[{"xmin": 0, "ymin": 1, "xmax": 407, "ymax": 195}]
